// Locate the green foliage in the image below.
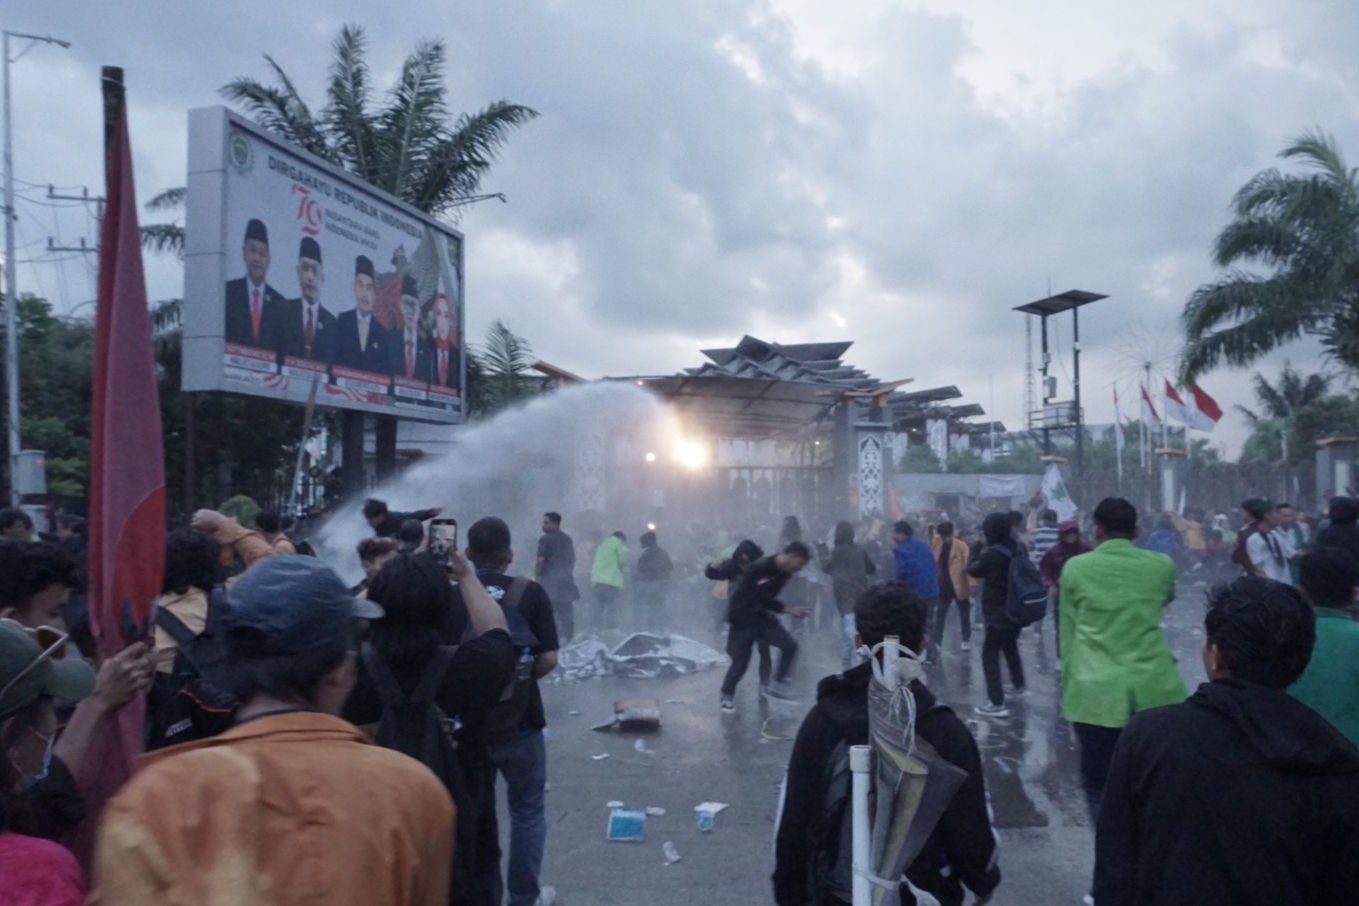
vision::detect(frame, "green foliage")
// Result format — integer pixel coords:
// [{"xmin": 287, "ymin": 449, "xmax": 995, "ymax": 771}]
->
[
  {"xmin": 944, "ymin": 448, "xmax": 988, "ymax": 473},
  {"xmin": 898, "ymin": 444, "xmax": 941, "ymax": 473},
  {"xmin": 1182, "ymin": 131, "xmax": 1359, "ymax": 381},
  {"xmin": 468, "ymin": 321, "xmax": 537, "ymax": 416},
  {"xmin": 1240, "ymin": 419, "xmax": 1286, "ymax": 464},
  {"xmin": 222, "ymin": 24, "xmax": 538, "ymax": 219},
  {"xmin": 1237, "ymin": 363, "xmax": 1334, "ymax": 423},
  {"xmin": 4, "ymin": 296, "xmax": 95, "ymax": 497}
]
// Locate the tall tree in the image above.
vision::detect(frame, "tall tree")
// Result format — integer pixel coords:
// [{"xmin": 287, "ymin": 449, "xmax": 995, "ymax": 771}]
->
[
  {"xmin": 1181, "ymin": 132, "xmax": 1359, "ymax": 381},
  {"xmin": 1235, "ymin": 363, "xmax": 1334, "ymax": 423},
  {"xmin": 468, "ymin": 320, "xmax": 538, "ymax": 416},
  {"xmin": 143, "ymin": 25, "xmax": 537, "ymax": 249}
]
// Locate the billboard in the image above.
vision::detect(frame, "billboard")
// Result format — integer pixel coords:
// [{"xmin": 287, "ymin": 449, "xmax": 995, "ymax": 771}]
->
[{"xmin": 182, "ymin": 107, "xmax": 465, "ymax": 423}]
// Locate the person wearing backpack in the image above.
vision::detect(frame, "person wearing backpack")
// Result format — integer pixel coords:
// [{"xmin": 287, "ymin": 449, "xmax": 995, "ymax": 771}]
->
[
  {"xmin": 452, "ymin": 517, "xmax": 560, "ymax": 906},
  {"xmin": 343, "ymin": 551, "xmax": 515, "ymax": 906},
  {"xmin": 967, "ymin": 512, "xmax": 1028, "ymax": 717},
  {"xmin": 772, "ymin": 581, "xmax": 1001, "ymax": 906},
  {"xmin": 1059, "ymin": 497, "xmax": 1184, "ymax": 826}
]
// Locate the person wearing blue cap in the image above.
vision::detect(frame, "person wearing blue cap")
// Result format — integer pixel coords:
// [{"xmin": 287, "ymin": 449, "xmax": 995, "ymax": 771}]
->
[
  {"xmin": 224, "ymin": 218, "xmax": 287, "ymax": 350},
  {"xmin": 92, "ymin": 556, "xmax": 455, "ymax": 906}
]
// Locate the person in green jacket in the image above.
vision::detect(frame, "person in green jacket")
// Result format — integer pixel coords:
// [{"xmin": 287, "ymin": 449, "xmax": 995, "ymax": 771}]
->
[
  {"xmin": 1060, "ymin": 497, "xmax": 1185, "ymax": 823},
  {"xmin": 590, "ymin": 531, "xmax": 627, "ymax": 630},
  {"xmin": 1288, "ymin": 548, "xmax": 1359, "ymax": 746}
]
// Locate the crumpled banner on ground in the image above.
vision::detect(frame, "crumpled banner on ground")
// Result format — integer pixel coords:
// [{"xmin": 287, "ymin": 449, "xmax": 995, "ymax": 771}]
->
[{"xmin": 556, "ymin": 631, "xmax": 730, "ymax": 682}]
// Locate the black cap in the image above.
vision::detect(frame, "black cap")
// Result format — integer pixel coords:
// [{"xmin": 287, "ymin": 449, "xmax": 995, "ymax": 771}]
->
[
  {"xmin": 299, "ymin": 236, "xmax": 322, "ymax": 263},
  {"xmin": 245, "ymin": 218, "xmax": 269, "ymax": 245},
  {"xmin": 355, "ymin": 255, "xmax": 375, "ymax": 279},
  {"xmin": 401, "ymin": 274, "xmax": 419, "ymax": 299},
  {"xmin": 468, "ymin": 516, "xmax": 511, "ymax": 561},
  {"xmin": 224, "ymin": 557, "xmax": 383, "ymax": 656}
]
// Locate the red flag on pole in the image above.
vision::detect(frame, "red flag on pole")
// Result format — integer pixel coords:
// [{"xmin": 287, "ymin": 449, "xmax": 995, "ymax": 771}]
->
[
  {"xmin": 73, "ymin": 66, "xmax": 166, "ymax": 867},
  {"xmin": 1189, "ymin": 384, "xmax": 1223, "ymax": 431},
  {"xmin": 1163, "ymin": 380, "xmax": 1191, "ymax": 425}
]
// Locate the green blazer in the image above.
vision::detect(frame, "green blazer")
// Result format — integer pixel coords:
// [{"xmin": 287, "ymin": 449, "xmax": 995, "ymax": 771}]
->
[
  {"xmin": 1059, "ymin": 538, "xmax": 1186, "ymax": 728},
  {"xmin": 1289, "ymin": 608, "xmax": 1359, "ymax": 747}
]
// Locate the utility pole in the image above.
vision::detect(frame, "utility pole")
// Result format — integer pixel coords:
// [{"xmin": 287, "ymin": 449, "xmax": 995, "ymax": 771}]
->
[{"xmin": 3, "ymin": 29, "xmax": 70, "ymax": 503}]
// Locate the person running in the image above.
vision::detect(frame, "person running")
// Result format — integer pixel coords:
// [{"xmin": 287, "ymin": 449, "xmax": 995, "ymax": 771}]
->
[
  {"xmin": 1095, "ymin": 577, "xmax": 1359, "ymax": 904},
  {"xmin": 706, "ymin": 540, "xmax": 772, "ymax": 688},
  {"xmin": 1060, "ymin": 497, "xmax": 1184, "ymax": 824},
  {"xmin": 892, "ymin": 521, "xmax": 939, "ymax": 664},
  {"xmin": 968, "ymin": 512, "xmax": 1026, "ymax": 717},
  {"xmin": 718, "ymin": 543, "xmax": 810, "ymax": 711}
]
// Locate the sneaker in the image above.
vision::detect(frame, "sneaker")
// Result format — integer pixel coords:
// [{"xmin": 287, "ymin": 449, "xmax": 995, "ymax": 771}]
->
[
  {"xmin": 1010, "ymin": 686, "xmax": 1028, "ymax": 697},
  {"xmin": 960, "ymin": 641, "xmax": 972, "ymax": 652},
  {"xmin": 763, "ymin": 681, "xmax": 799, "ymax": 703},
  {"xmin": 535, "ymin": 888, "xmax": 557, "ymax": 906},
  {"xmin": 719, "ymin": 697, "xmax": 736, "ymax": 713},
  {"xmin": 976, "ymin": 702, "xmax": 1010, "ymax": 718}
]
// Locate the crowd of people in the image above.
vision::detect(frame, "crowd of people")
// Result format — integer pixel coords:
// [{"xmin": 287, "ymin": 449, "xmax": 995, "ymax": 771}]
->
[{"xmin": 4, "ymin": 487, "xmax": 1359, "ymax": 904}]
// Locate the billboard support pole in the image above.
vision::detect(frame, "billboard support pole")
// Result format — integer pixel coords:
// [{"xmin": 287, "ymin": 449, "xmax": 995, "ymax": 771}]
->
[
  {"xmin": 342, "ymin": 411, "xmax": 366, "ymax": 494},
  {"xmin": 375, "ymin": 415, "xmax": 397, "ymax": 481}
]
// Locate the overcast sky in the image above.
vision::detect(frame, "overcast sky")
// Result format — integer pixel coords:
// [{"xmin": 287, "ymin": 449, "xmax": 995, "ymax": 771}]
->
[{"xmin": 6, "ymin": 0, "xmax": 1355, "ymax": 457}]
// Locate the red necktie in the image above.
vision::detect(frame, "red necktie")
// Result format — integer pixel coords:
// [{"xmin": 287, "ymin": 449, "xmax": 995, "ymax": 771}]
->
[
  {"xmin": 406, "ymin": 338, "xmax": 414, "ymax": 378},
  {"xmin": 304, "ymin": 306, "xmax": 315, "ymax": 355},
  {"xmin": 250, "ymin": 287, "xmax": 262, "ymax": 341},
  {"xmin": 438, "ymin": 350, "xmax": 447, "ymax": 385}
]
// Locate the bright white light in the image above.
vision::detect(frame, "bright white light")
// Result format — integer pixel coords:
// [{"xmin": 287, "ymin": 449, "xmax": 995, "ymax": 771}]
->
[
  {"xmin": 644, "ymin": 451, "xmax": 657, "ymax": 463},
  {"xmin": 674, "ymin": 439, "xmax": 708, "ymax": 470},
  {"xmin": 647, "ymin": 522, "xmax": 657, "ymax": 531}
]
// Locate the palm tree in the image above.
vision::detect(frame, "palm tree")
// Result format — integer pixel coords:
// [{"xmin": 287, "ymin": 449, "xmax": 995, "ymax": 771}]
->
[
  {"xmin": 1181, "ymin": 131, "xmax": 1359, "ymax": 382},
  {"xmin": 1235, "ymin": 362, "xmax": 1334, "ymax": 423},
  {"xmin": 223, "ymin": 25, "xmax": 536, "ymax": 216},
  {"xmin": 142, "ymin": 25, "xmax": 537, "ymax": 252},
  {"xmin": 469, "ymin": 320, "xmax": 538, "ymax": 415}
]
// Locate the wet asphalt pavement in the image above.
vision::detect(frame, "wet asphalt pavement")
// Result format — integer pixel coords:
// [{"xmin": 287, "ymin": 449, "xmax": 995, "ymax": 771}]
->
[{"xmin": 525, "ymin": 581, "xmax": 1213, "ymax": 905}]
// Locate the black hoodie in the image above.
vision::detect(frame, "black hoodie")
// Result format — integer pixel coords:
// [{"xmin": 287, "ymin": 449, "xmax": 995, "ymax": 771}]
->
[
  {"xmin": 1095, "ymin": 679, "xmax": 1359, "ymax": 905},
  {"xmin": 772, "ymin": 664, "xmax": 1001, "ymax": 906}
]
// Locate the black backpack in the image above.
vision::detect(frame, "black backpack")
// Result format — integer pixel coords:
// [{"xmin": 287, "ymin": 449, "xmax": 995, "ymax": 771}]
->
[
  {"xmin": 363, "ymin": 643, "xmax": 473, "ymax": 902},
  {"xmin": 478, "ymin": 577, "xmax": 539, "ymax": 745},
  {"xmin": 998, "ymin": 545, "xmax": 1048, "ymax": 627},
  {"xmin": 146, "ymin": 588, "xmax": 238, "ymax": 750}
]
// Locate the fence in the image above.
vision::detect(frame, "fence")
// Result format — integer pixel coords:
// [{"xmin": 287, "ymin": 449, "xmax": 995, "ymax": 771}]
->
[{"xmin": 1067, "ymin": 462, "xmax": 1315, "ymax": 518}]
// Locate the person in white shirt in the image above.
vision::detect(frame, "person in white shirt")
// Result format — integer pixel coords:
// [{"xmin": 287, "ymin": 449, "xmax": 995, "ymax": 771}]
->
[{"xmin": 1246, "ymin": 502, "xmax": 1291, "ymax": 584}]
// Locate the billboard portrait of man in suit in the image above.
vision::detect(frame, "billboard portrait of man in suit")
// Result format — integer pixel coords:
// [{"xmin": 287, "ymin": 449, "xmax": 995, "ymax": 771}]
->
[
  {"xmin": 389, "ymin": 274, "xmax": 432, "ymax": 383},
  {"xmin": 428, "ymin": 291, "xmax": 460, "ymax": 393},
  {"xmin": 280, "ymin": 236, "xmax": 337, "ymax": 364},
  {"xmin": 224, "ymin": 218, "xmax": 287, "ymax": 348},
  {"xmin": 332, "ymin": 255, "xmax": 390, "ymax": 374}
]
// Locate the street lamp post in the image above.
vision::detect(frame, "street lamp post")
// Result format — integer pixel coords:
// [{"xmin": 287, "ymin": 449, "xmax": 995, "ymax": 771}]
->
[{"xmin": 3, "ymin": 29, "xmax": 70, "ymax": 503}]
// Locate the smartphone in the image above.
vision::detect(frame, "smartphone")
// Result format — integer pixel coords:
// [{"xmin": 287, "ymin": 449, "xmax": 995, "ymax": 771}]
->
[{"xmin": 429, "ymin": 517, "xmax": 458, "ymax": 565}]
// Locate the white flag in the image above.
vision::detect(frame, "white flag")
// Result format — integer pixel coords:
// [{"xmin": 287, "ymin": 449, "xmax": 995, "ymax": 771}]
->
[{"xmin": 1041, "ymin": 462, "xmax": 1077, "ymax": 522}]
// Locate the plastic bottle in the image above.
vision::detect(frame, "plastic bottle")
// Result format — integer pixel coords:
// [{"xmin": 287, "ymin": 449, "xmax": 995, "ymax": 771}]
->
[
  {"xmin": 696, "ymin": 810, "xmax": 714, "ymax": 832},
  {"xmin": 663, "ymin": 841, "xmax": 681, "ymax": 864}
]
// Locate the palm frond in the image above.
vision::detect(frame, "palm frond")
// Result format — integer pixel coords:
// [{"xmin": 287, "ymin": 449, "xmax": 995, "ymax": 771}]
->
[
  {"xmin": 221, "ymin": 57, "xmax": 333, "ymax": 162},
  {"xmin": 140, "ymin": 223, "xmax": 185, "ymax": 256},
  {"xmin": 324, "ymin": 25, "xmax": 377, "ymax": 180},
  {"xmin": 407, "ymin": 101, "xmax": 539, "ymax": 215},
  {"xmin": 375, "ymin": 39, "xmax": 449, "ymax": 197},
  {"xmin": 145, "ymin": 187, "xmax": 186, "ymax": 212}
]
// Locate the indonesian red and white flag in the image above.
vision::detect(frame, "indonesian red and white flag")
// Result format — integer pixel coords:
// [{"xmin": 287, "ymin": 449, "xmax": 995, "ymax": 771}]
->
[
  {"xmin": 1140, "ymin": 385, "xmax": 1162, "ymax": 428},
  {"xmin": 1189, "ymin": 384, "xmax": 1223, "ymax": 432},
  {"xmin": 1164, "ymin": 380, "xmax": 1191, "ymax": 426}
]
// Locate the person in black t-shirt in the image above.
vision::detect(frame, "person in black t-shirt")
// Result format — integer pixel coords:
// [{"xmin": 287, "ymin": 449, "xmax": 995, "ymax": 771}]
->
[
  {"xmin": 450, "ymin": 517, "xmax": 560, "ymax": 906},
  {"xmin": 343, "ymin": 550, "xmax": 514, "ymax": 905},
  {"xmin": 362, "ymin": 497, "xmax": 443, "ymax": 539},
  {"xmin": 718, "ymin": 542, "xmax": 811, "ymax": 712}
]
